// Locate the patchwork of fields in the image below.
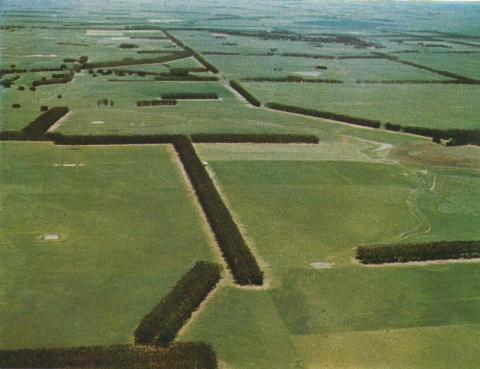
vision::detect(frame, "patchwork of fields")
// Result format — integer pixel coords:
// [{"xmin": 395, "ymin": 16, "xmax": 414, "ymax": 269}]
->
[{"xmin": 1, "ymin": 0, "xmax": 480, "ymax": 368}]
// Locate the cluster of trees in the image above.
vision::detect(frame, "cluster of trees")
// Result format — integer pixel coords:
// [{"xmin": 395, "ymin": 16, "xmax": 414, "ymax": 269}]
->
[
  {"xmin": 356, "ymin": 240, "xmax": 480, "ymax": 264},
  {"xmin": 32, "ymin": 71, "xmax": 73, "ymax": 87},
  {"xmin": 134, "ymin": 262, "xmax": 221, "ymax": 347},
  {"xmin": 266, "ymin": 103, "xmax": 382, "ymax": 129},
  {"xmin": 22, "ymin": 107, "xmax": 69, "ymax": 138},
  {"xmin": 0, "ymin": 342, "xmax": 217, "ymax": 369},
  {"xmin": 137, "ymin": 100, "xmax": 177, "ymax": 106},
  {"xmin": 229, "ymin": 80, "xmax": 261, "ymax": 107},
  {"xmin": 191, "ymin": 133, "xmax": 319, "ymax": 144},
  {"xmin": 173, "ymin": 136, "xmax": 264, "ymax": 285},
  {"xmin": 161, "ymin": 92, "xmax": 218, "ymax": 100}
]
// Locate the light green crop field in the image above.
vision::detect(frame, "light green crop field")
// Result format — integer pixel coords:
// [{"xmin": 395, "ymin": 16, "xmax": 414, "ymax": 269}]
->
[{"xmin": 0, "ymin": 142, "xmax": 215, "ymax": 349}]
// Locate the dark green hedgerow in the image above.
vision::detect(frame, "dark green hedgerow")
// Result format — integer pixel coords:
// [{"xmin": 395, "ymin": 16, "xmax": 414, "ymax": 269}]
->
[
  {"xmin": 229, "ymin": 80, "xmax": 261, "ymax": 107},
  {"xmin": 137, "ymin": 100, "xmax": 178, "ymax": 107},
  {"xmin": 401, "ymin": 126, "xmax": 480, "ymax": 146},
  {"xmin": 191, "ymin": 133, "xmax": 319, "ymax": 144},
  {"xmin": 161, "ymin": 92, "xmax": 218, "ymax": 100},
  {"xmin": 173, "ymin": 136, "xmax": 264, "ymax": 286},
  {"xmin": 21, "ymin": 107, "xmax": 69, "ymax": 137},
  {"xmin": 134, "ymin": 262, "xmax": 221, "ymax": 347},
  {"xmin": 356, "ymin": 240, "xmax": 480, "ymax": 264},
  {"xmin": 266, "ymin": 102, "xmax": 381, "ymax": 129},
  {"xmin": 48, "ymin": 133, "xmax": 176, "ymax": 145},
  {"xmin": 0, "ymin": 342, "xmax": 217, "ymax": 369}
]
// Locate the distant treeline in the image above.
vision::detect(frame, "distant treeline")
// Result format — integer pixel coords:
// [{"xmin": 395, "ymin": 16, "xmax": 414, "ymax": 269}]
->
[
  {"xmin": 356, "ymin": 80, "xmax": 471, "ymax": 85},
  {"xmin": 266, "ymin": 102, "xmax": 381, "ymax": 129},
  {"xmin": 137, "ymin": 100, "xmax": 177, "ymax": 106},
  {"xmin": 167, "ymin": 27, "xmax": 380, "ymax": 48},
  {"xmin": 229, "ymin": 80, "xmax": 261, "ymax": 107},
  {"xmin": 242, "ymin": 76, "xmax": 342, "ymax": 83},
  {"xmin": 134, "ymin": 262, "xmax": 221, "ymax": 347},
  {"xmin": 191, "ymin": 133, "xmax": 319, "ymax": 144},
  {"xmin": 154, "ymin": 76, "xmax": 219, "ymax": 81},
  {"xmin": 173, "ymin": 136, "xmax": 264, "ymax": 285},
  {"xmin": 356, "ymin": 240, "xmax": 480, "ymax": 264},
  {"xmin": 0, "ymin": 343, "xmax": 217, "ymax": 369},
  {"xmin": 137, "ymin": 49, "xmax": 178, "ymax": 54},
  {"xmin": 82, "ymin": 51, "xmax": 192, "ymax": 69},
  {"xmin": 161, "ymin": 92, "xmax": 218, "ymax": 100}
]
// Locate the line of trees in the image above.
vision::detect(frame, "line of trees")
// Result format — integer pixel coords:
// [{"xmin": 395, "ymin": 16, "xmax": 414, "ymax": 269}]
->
[
  {"xmin": 356, "ymin": 80, "xmax": 466, "ymax": 85},
  {"xmin": 384, "ymin": 124, "xmax": 480, "ymax": 146},
  {"xmin": 229, "ymin": 80, "xmax": 261, "ymax": 107},
  {"xmin": 173, "ymin": 136, "xmax": 264, "ymax": 285},
  {"xmin": 161, "ymin": 92, "xmax": 218, "ymax": 100},
  {"xmin": 137, "ymin": 100, "xmax": 178, "ymax": 106},
  {"xmin": 241, "ymin": 76, "xmax": 342, "ymax": 83},
  {"xmin": 356, "ymin": 240, "xmax": 480, "ymax": 264},
  {"xmin": 191, "ymin": 133, "xmax": 319, "ymax": 144},
  {"xmin": 134, "ymin": 262, "xmax": 221, "ymax": 347},
  {"xmin": 32, "ymin": 71, "xmax": 74, "ymax": 87},
  {"xmin": 266, "ymin": 102, "xmax": 382, "ymax": 129},
  {"xmin": 19, "ymin": 107, "xmax": 69, "ymax": 138},
  {"xmin": 46, "ymin": 134, "xmax": 176, "ymax": 145},
  {"xmin": 154, "ymin": 75, "xmax": 219, "ymax": 82},
  {"xmin": 184, "ymin": 47, "xmax": 219, "ymax": 73},
  {"xmin": 0, "ymin": 342, "xmax": 217, "ymax": 369}
]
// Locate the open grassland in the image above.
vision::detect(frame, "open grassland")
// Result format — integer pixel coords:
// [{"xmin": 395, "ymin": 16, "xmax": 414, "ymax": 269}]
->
[
  {"xmin": 208, "ymin": 54, "xmax": 445, "ymax": 81},
  {"xmin": 0, "ymin": 142, "xmax": 215, "ymax": 349},
  {"xmin": 181, "ymin": 149, "xmax": 480, "ymax": 369},
  {"xmin": 247, "ymin": 82, "xmax": 480, "ymax": 130}
]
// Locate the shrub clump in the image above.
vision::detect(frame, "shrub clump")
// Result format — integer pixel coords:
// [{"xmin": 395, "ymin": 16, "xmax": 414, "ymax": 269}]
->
[{"xmin": 134, "ymin": 262, "xmax": 221, "ymax": 347}]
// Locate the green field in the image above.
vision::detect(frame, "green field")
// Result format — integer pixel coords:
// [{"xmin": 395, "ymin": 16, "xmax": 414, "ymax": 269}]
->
[
  {"xmin": 246, "ymin": 82, "xmax": 480, "ymax": 129},
  {"xmin": 0, "ymin": 142, "xmax": 215, "ymax": 349},
  {"xmin": 182, "ymin": 153, "xmax": 480, "ymax": 369},
  {"xmin": 2, "ymin": 1, "xmax": 480, "ymax": 368}
]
